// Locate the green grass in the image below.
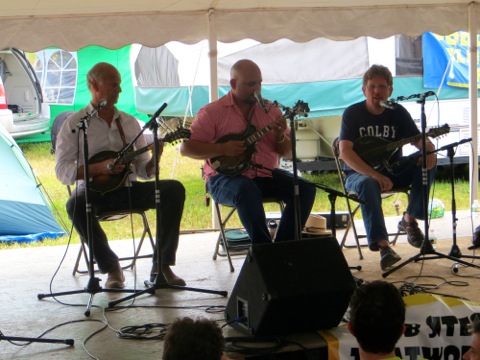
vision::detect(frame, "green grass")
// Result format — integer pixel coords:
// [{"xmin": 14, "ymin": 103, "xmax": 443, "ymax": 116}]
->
[{"xmin": 0, "ymin": 141, "xmax": 470, "ymax": 249}]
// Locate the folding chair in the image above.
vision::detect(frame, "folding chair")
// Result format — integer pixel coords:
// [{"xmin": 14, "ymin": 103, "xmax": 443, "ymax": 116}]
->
[
  {"xmin": 68, "ymin": 181, "xmax": 155, "ymax": 275},
  {"xmin": 50, "ymin": 118, "xmax": 155, "ymax": 276},
  {"xmin": 212, "ymin": 198, "xmax": 285, "ymax": 272},
  {"xmin": 332, "ymin": 137, "xmax": 408, "ymax": 260}
]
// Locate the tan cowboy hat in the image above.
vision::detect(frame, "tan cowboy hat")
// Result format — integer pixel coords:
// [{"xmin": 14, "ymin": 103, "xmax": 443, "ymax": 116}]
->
[{"xmin": 303, "ymin": 214, "xmax": 332, "ymax": 236}]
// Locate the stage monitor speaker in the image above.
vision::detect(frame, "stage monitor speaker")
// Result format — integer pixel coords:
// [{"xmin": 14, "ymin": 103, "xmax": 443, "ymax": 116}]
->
[{"xmin": 225, "ymin": 237, "xmax": 356, "ymax": 336}]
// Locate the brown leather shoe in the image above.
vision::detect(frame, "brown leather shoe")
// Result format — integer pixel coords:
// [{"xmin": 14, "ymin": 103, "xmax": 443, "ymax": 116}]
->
[
  {"xmin": 105, "ymin": 262, "xmax": 125, "ymax": 289},
  {"xmin": 161, "ymin": 265, "xmax": 186, "ymax": 286}
]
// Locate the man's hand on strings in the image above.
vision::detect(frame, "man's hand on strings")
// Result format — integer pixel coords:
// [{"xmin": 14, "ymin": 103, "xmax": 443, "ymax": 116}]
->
[
  {"xmin": 101, "ymin": 159, "xmax": 125, "ymax": 175},
  {"xmin": 220, "ymin": 140, "xmax": 246, "ymax": 156},
  {"xmin": 272, "ymin": 116, "xmax": 287, "ymax": 142}
]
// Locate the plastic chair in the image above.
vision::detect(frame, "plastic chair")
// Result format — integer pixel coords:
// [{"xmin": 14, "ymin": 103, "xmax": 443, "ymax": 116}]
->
[
  {"xmin": 331, "ymin": 137, "xmax": 408, "ymax": 260},
  {"xmin": 212, "ymin": 198, "xmax": 285, "ymax": 272}
]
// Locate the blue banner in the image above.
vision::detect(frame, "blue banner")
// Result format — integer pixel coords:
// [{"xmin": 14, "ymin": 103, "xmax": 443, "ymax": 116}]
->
[{"xmin": 423, "ymin": 32, "xmax": 480, "ymax": 89}]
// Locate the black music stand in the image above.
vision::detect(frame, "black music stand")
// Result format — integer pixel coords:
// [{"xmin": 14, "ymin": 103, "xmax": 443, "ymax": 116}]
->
[
  {"xmin": 383, "ymin": 95, "xmax": 480, "ymax": 277},
  {"xmin": 108, "ymin": 104, "xmax": 227, "ymax": 308},
  {"xmin": 38, "ymin": 103, "xmax": 141, "ymax": 317}
]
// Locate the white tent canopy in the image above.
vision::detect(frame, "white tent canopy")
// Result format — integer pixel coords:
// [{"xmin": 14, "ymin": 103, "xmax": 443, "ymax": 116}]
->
[
  {"xmin": 0, "ymin": 1, "xmax": 478, "ymax": 51},
  {"xmin": 1, "ymin": 0, "xmax": 478, "ymax": 200}
]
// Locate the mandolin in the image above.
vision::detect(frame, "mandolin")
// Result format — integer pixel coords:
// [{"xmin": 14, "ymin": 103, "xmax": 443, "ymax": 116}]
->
[
  {"xmin": 353, "ymin": 124, "xmax": 450, "ymax": 172},
  {"xmin": 89, "ymin": 127, "xmax": 190, "ymax": 195},
  {"xmin": 210, "ymin": 100, "xmax": 309, "ymax": 176}
]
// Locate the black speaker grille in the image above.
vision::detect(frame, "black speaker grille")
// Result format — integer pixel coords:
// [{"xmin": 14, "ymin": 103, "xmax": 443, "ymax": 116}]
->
[{"xmin": 225, "ymin": 237, "xmax": 356, "ymax": 336}]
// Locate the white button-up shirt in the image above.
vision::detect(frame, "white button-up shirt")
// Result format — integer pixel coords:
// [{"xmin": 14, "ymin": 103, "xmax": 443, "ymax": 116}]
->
[{"xmin": 55, "ymin": 104, "xmax": 151, "ymax": 187}]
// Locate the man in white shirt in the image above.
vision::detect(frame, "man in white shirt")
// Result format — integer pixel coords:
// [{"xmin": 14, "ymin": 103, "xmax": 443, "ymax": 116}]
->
[{"xmin": 55, "ymin": 62, "xmax": 186, "ymax": 289}]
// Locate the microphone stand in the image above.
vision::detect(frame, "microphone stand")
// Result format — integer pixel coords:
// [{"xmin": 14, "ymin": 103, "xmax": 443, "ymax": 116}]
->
[
  {"xmin": 252, "ymin": 162, "xmax": 363, "ymax": 254},
  {"xmin": 313, "ymin": 182, "xmax": 363, "ymax": 271},
  {"xmin": 109, "ymin": 105, "xmax": 227, "ymax": 308},
  {"xmin": 38, "ymin": 106, "xmax": 141, "ymax": 317},
  {"xmin": 0, "ymin": 333, "xmax": 74, "ymax": 347},
  {"xmin": 383, "ymin": 96, "xmax": 480, "ymax": 277},
  {"xmin": 423, "ymin": 139, "xmax": 480, "ymax": 272},
  {"xmin": 273, "ymin": 102, "xmax": 303, "ymax": 240}
]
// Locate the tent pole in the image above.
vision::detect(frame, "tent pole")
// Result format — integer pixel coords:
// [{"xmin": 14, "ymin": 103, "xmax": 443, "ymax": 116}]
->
[
  {"xmin": 469, "ymin": 3, "xmax": 478, "ymax": 205},
  {"xmin": 208, "ymin": 8, "xmax": 221, "ymax": 229},
  {"xmin": 208, "ymin": 8, "xmax": 219, "ymax": 104}
]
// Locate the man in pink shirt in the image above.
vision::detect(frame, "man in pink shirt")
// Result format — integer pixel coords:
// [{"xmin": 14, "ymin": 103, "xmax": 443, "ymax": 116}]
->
[{"xmin": 180, "ymin": 59, "xmax": 316, "ymax": 244}]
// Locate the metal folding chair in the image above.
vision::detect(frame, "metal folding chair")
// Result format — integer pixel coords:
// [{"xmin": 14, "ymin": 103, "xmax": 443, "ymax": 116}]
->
[
  {"xmin": 332, "ymin": 137, "xmax": 408, "ymax": 260},
  {"xmin": 65, "ymin": 184, "xmax": 155, "ymax": 275},
  {"xmin": 212, "ymin": 198, "xmax": 285, "ymax": 272},
  {"xmin": 50, "ymin": 118, "xmax": 155, "ymax": 276}
]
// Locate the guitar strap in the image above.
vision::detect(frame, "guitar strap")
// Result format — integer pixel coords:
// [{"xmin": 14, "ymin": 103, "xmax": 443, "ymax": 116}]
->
[
  {"xmin": 115, "ymin": 117, "xmax": 128, "ymax": 147},
  {"xmin": 115, "ymin": 117, "xmax": 132, "ymax": 187},
  {"xmin": 245, "ymin": 103, "xmax": 256, "ymax": 127}
]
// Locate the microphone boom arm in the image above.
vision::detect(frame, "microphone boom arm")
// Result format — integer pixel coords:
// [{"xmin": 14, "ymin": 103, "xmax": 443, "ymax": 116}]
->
[{"xmin": 108, "ymin": 103, "xmax": 168, "ymax": 170}]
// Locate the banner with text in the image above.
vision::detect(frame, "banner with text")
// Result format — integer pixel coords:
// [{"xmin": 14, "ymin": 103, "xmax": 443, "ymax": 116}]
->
[
  {"xmin": 423, "ymin": 32, "xmax": 480, "ymax": 89},
  {"xmin": 321, "ymin": 293, "xmax": 480, "ymax": 360}
]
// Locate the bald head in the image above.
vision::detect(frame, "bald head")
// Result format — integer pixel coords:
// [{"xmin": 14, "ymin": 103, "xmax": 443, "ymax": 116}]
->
[
  {"xmin": 229, "ymin": 59, "xmax": 262, "ymax": 106},
  {"xmin": 86, "ymin": 62, "xmax": 122, "ymax": 108},
  {"xmin": 87, "ymin": 62, "xmax": 119, "ymax": 89},
  {"xmin": 230, "ymin": 59, "xmax": 261, "ymax": 81}
]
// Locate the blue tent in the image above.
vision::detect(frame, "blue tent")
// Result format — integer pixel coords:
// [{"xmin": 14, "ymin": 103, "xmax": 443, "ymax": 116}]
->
[{"xmin": 0, "ymin": 124, "xmax": 65, "ymax": 242}]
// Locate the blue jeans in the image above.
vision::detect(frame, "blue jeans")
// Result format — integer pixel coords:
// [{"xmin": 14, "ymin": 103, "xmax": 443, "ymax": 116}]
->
[
  {"xmin": 207, "ymin": 169, "xmax": 316, "ymax": 244},
  {"xmin": 345, "ymin": 161, "xmax": 436, "ymax": 249}
]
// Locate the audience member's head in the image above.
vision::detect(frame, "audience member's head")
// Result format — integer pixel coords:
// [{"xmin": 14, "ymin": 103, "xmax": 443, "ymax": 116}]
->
[
  {"xmin": 464, "ymin": 320, "xmax": 480, "ymax": 360},
  {"xmin": 162, "ymin": 317, "xmax": 227, "ymax": 360},
  {"xmin": 348, "ymin": 280, "xmax": 405, "ymax": 358}
]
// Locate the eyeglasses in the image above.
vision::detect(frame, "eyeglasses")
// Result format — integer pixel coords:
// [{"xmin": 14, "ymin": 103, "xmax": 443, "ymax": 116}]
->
[
  {"xmin": 365, "ymin": 84, "xmax": 391, "ymax": 91},
  {"xmin": 243, "ymin": 81, "xmax": 262, "ymax": 87}
]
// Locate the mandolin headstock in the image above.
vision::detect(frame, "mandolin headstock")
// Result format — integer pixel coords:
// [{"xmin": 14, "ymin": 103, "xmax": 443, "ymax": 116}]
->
[
  {"xmin": 274, "ymin": 100, "xmax": 310, "ymax": 119},
  {"xmin": 427, "ymin": 124, "xmax": 450, "ymax": 139},
  {"xmin": 162, "ymin": 128, "xmax": 191, "ymax": 144},
  {"xmin": 292, "ymin": 100, "xmax": 310, "ymax": 117}
]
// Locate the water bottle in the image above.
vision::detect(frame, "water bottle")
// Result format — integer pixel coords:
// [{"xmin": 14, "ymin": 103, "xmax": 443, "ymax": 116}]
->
[
  {"xmin": 268, "ymin": 220, "xmax": 278, "ymax": 240},
  {"xmin": 472, "ymin": 200, "xmax": 480, "ymax": 216},
  {"xmin": 428, "ymin": 198, "xmax": 445, "ymax": 219}
]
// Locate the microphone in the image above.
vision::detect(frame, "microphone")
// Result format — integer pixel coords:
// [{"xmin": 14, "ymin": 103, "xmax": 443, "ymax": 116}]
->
[
  {"xmin": 96, "ymin": 99, "xmax": 107, "ymax": 110},
  {"xmin": 254, "ymin": 90, "xmax": 268, "ymax": 113},
  {"xmin": 72, "ymin": 99, "xmax": 108, "ymax": 133},
  {"xmin": 380, "ymin": 99, "xmax": 397, "ymax": 110},
  {"xmin": 152, "ymin": 103, "xmax": 168, "ymax": 119},
  {"xmin": 147, "ymin": 103, "xmax": 168, "ymax": 131}
]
